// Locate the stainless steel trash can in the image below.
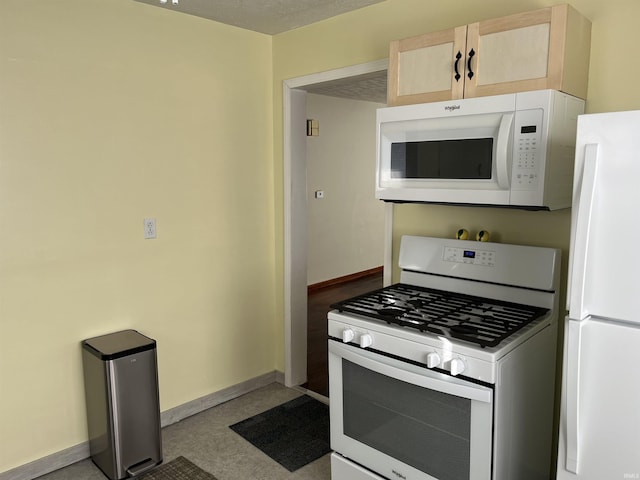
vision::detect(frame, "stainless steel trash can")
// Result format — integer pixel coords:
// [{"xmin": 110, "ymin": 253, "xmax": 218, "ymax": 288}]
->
[{"xmin": 82, "ymin": 330, "xmax": 162, "ymax": 479}]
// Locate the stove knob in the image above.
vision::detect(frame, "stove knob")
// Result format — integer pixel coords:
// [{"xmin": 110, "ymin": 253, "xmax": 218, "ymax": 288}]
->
[
  {"xmin": 359, "ymin": 333, "xmax": 373, "ymax": 348},
  {"xmin": 450, "ymin": 358, "xmax": 466, "ymax": 376},
  {"xmin": 426, "ymin": 352, "xmax": 441, "ymax": 369},
  {"xmin": 342, "ymin": 328, "xmax": 355, "ymax": 343}
]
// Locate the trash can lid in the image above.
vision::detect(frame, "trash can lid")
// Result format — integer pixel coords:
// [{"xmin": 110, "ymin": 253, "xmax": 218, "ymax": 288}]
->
[{"xmin": 82, "ymin": 329, "xmax": 156, "ymax": 360}]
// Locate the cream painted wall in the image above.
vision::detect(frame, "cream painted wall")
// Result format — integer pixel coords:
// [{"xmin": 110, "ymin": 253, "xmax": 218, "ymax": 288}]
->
[
  {"xmin": 0, "ymin": 0, "xmax": 274, "ymax": 472},
  {"xmin": 3, "ymin": 0, "xmax": 640, "ymax": 473},
  {"xmin": 306, "ymin": 94, "xmax": 385, "ymax": 285},
  {"xmin": 272, "ymin": 0, "xmax": 640, "ymax": 371}
]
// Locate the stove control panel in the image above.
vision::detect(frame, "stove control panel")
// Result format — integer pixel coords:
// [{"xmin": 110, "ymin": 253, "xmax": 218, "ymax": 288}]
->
[
  {"xmin": 444, "ymin": 246, "xmax": 495, "ymax": 266},
  {"xmin": 340, "ymin": 328, "xmax": 374, "ymax": 349},
  {"xmin": 431, "ymin": 353, "xmax": 468, "ymax": 376},
  {"xmin": 328, "ymin": 315, "xmax": 497, "ymax": 383}
]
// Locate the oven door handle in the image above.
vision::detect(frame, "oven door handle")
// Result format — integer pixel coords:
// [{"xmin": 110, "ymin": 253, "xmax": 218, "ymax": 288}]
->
[{"xmin": 329, "ymin": 341, "xmax": 492, "ymax": 403}]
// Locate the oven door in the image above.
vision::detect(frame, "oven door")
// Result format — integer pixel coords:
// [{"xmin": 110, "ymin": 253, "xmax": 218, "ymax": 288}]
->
[{"xmin": 329, "ymin": 340, "xmax": 493, "ymax": 480}]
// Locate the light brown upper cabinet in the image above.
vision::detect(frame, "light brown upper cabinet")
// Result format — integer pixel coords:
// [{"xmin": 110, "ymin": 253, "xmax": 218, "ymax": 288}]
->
[{"xmin": 387, "ymin": 4, "xmax": 591, "ymax": 106}]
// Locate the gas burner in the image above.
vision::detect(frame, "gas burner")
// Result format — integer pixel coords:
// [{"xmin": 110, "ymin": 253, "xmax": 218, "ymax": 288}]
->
[
  {"xmin": 331, "ymin": 283, "xmax": 549, "ymax": 348},
  {"xmin": 407, "ymin": 298, "xmax": 427, "ymax": 308},
  {"xmin": 377, "ymin": 307, "xmax": 407, "ymax": 319}
]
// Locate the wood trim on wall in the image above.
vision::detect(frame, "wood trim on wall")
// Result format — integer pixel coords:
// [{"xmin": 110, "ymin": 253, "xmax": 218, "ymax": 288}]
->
[{"xmin": 307, "ymin": 266, "xmax": 383, "ymax": 294}]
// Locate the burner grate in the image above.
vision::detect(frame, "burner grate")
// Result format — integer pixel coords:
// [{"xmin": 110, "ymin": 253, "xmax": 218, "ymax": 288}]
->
[{"xmin": 330, "ymin": 283, "xmax": 549, "ymax": 348}]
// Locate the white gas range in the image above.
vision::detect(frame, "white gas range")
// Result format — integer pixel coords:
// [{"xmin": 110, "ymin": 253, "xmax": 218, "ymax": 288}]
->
[{"xmin": 328, "ymin": 235, "xmax": 561, "ymax": 480}]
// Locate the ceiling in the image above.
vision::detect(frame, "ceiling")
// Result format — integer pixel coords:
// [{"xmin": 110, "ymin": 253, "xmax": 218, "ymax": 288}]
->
[
  {"xmin": 133, "ymin": 0, "xmax": 388, "ymax": 104},
  {"xmin": 304, "ymin": 70, "xmax": 387, "ymax": 104},
  {"xmin": 133, "ymin": 0, "xmax": 386, "ymax": 35}
]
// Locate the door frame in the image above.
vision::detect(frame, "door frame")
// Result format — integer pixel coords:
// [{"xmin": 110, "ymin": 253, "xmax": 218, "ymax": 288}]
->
[{"xmin": 282, "ymin": 59, "xmax": 390, "ymax": 387}]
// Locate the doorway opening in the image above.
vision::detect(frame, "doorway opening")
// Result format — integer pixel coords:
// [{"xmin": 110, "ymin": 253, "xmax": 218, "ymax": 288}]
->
[
  {"xmin": 282, "ymin": 59, "xmax": 391, "ymax": 392},
  {"xmin": 305, "ymin": 269, "xmax": 384, "ymax": 396}
]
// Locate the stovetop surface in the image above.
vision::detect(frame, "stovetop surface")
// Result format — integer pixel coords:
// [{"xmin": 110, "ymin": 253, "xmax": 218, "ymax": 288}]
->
[{"xmin": 330, "ymin": 283, "xmax": 549, "ymax": 348}]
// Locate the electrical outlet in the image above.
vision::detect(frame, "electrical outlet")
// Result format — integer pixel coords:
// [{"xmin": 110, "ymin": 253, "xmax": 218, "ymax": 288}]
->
[
  {"xmin": 314, "ymin": 190, "xmax": 324, "ymax": 199},
  {"xmin": 144, "ymin": 218, "xmax": 157, "ymax": 239}
]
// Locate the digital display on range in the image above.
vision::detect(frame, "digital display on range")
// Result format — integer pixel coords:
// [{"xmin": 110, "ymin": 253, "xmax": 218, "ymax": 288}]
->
[{"xmin": 463, "ymin": 250, "xmax": 476, "ymax": 259}]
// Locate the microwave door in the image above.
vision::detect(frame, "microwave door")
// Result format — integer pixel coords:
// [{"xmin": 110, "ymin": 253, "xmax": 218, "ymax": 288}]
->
[
  {"xmin": 377, "ymin": 111, "xmax": 514, "ymax": 205},
  {"xmin": 390, "ymin": 138, "xmax": 494, "ymax": 180}
]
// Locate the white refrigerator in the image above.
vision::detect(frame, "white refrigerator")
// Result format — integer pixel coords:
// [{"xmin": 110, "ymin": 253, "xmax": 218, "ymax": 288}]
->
[{"xmin": 557, "ymin": 110, "xmax": 640, "ymax": 479}]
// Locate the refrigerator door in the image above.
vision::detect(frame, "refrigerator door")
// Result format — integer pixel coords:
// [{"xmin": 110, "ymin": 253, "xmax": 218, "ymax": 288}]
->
[
  {"xmin": 557, "ymin": 316, "xmax": 640, "ymax": 479},
  {"xmin": 568, "ymin": 110, "xmax": 640, "ymax": 324}
]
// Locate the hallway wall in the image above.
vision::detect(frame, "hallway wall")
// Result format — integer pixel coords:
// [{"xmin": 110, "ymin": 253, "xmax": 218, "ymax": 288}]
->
[{"xmin": 306, "ymin": 94, "xmax": 385, "ymax": 285}]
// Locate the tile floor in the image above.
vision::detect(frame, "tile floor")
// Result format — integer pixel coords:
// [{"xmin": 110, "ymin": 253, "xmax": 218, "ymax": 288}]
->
[{"xmin": 37, "ymin": 383, "xmax": 331, "ymax": 480}]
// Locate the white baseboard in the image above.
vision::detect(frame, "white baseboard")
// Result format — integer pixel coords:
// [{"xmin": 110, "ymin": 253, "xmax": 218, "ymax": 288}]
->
[
  {"xmin": 160, "ymin": 370, "xmax": 279, "ymax": 425},
  {"xmin": 0, "ymin": 371, "xmax": 284, "ymax": 480}
]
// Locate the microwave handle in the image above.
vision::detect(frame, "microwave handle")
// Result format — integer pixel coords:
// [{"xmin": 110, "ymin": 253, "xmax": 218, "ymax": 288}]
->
[{"xmin": 496, "ymin": 113, "xmax": 513, "ymax": 189}]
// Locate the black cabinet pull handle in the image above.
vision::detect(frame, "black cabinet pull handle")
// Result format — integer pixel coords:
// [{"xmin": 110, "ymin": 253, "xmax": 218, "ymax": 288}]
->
[
  {"xmin": 467, "ymin": 49, "xmax": 475, "ymax": 80},
  {"xmin": 454, "ymin": 51, "xmax": 462, "ymax": 82}
]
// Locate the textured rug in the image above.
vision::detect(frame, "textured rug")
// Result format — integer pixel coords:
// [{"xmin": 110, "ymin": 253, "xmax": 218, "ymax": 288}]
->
[
  {"xmin": 138, "ymin": 456, "xmax": 217, "ymax": 480},
  {"xmin": 229, "ymin": 395, "xmax": 330, "ymax": 472}
]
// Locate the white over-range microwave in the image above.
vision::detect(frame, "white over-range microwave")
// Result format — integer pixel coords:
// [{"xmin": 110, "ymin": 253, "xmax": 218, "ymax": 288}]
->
[{"xmin": 376, "ymin": 89, "xmax": 584, "ymax": 210}]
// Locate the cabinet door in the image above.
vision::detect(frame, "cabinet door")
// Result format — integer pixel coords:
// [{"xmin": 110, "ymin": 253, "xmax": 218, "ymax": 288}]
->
[
  {"xmin": 388, "ymin": 26, "xmax": 467, "ymax": 106},
  {"xmin": 464, "ymin": 4, "xmax": 586, "ymax": 98}
]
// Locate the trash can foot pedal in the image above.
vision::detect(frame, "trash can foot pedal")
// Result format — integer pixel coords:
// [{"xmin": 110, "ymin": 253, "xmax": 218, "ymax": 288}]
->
[{"xmin": 127, "ymin": 458, "xmax": 158, "ymax": 477}]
